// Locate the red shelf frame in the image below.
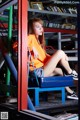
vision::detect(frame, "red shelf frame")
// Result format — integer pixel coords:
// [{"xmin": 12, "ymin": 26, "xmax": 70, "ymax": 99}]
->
[{"xmin": 44, "ymin": 27, "xmax": 77, "ymax": 34}]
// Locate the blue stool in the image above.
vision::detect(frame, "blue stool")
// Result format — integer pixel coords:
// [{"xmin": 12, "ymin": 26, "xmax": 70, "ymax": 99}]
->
[{"xmin": 28, "ymin": 76, "xmax": 74, "ymax": 106}]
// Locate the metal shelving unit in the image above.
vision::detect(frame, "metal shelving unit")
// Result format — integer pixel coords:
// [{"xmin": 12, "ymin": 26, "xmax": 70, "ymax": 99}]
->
[
  {"xmin": 28, "ymin": 8, "xmax": 77, "ymax": 17},
  {"xmin": 28, "ymin": 6, "xmax": 78, "ymax": 62},
  {"xmin": 58, "ymin": 32, "xmax": 78, "ymax": 61}
]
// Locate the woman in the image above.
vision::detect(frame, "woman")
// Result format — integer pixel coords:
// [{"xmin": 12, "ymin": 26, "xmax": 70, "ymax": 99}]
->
[{"xmin": 28, "ymin": 18, "xmax": 78, "ymax": 100}]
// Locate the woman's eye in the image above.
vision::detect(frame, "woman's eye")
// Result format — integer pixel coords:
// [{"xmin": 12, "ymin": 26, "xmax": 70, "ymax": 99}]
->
[
  {"xmin": 35, "ymin": 25, "xmax": 43, "ymax": 29},
  {"xmin": 36, "ymin": 26, "xmax": 40, "ymax": 28}
]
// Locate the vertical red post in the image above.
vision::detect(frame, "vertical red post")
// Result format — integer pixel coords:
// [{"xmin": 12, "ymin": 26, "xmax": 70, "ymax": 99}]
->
[{"xmin": 18, "ymin": 0, "xmax": 28, "ymax": 111}]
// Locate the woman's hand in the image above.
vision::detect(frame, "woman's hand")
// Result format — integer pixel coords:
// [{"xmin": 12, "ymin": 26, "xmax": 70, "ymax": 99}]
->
[{"xmin": 33, "ymin": 47, "xmax": 39, "ymax": 59}]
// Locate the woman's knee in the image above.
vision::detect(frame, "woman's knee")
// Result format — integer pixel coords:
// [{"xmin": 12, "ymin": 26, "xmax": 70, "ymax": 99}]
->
[
  {"xmin": 56, "ymin": 50, "xmax": 65, "ymax": 58},
  {"xmin": 57, "ymin": 50, "xmax": 69, "ymax": 61}
]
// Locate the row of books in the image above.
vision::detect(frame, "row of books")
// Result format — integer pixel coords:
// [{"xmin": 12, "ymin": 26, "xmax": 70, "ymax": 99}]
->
[
  {"xmin": 43, "ymin": 21, "xmax": 76, "ymax": 30},
  {"xmin": 44, "ymin": 6, "xmax": 77, "ymax": 14}
]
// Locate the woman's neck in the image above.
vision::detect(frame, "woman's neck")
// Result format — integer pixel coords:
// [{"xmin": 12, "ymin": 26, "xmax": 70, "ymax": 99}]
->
[
  {"xmin": 35, "ymin": 35, "xmax": 39, "ymax": 39},
  {"xmin": 35, "ymin": 35, "xmax": 40, "ymax": 44}
]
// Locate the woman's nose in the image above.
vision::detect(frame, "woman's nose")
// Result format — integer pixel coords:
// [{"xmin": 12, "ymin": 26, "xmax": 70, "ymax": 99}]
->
[
  {"xmin": 39, "ymin": 27, "xmax": 41, "ymax": 30},
  {"xmin": 39, "ymin": 27, "xmax": 42, "ymax": 30}
]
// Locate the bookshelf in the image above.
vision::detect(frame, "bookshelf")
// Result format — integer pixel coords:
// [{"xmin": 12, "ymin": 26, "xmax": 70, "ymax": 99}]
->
[
  {"xmin": 44, "ymin": 31, "xmax": 78, "ymax": 62},
  {"xmin": 57, "ymin": 32, "xmax": 78, "ymax": 61},
  {"xmin": 28, "ymin": 0, "xmax": 77, "ymax": 31},
  {"xmin": 0, "ymin": 2, "xmax": 78, "ymax": 60},
  {"xmin": 28, "ymin": 7, "xmax": 77, "ymax": 30},
  {"xmin": 28, "ymin": 1, "xmax": 78, "ymax": 63},
  {"xmin": 28, "ymin": 8, "xmax": 77, "ymax": 17}
]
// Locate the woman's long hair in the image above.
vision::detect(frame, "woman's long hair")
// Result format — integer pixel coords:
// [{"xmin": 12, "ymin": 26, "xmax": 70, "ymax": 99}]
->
[{"xmin": 28, "ymin": 18, "xmax": 45, "ymax": 49}]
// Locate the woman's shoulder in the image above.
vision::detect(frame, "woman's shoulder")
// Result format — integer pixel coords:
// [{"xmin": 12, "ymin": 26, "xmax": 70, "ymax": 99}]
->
[{"xmin": 28, "ymin": 34, "xmax": 36, "ymax": 39}]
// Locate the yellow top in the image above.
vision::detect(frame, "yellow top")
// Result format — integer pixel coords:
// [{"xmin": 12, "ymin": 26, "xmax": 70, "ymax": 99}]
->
[{"xmin": 28, "ymin": 34, "xmax": 50, "ymax": 71}]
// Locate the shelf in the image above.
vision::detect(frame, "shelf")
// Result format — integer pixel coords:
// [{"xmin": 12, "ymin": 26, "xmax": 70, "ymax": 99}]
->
[
  {"xmin": 0, "ymin": 23, "xmax": 17, "ymax": 29},
  {"xmin": 0, "ymin": 23, "xmax": 76, "ymax": 34},
  {"xmin": 0, "ymin": 0, "xmax": 17, "ymax": 12},
  {"xmin": 46, "ymin": 49, "xmax": 77, "ymax": 54},
  {"xmin": 44, "ymin": 28, "xmax": 77, "ymax": 34},
  {"xmin": 61, "ymin": 38, "xmax": 71, "ymax": 42},
  {"xmin": 14, "ymin": 4, "xmax": 77, "ymax": 18},
  {"xmin": 28, "ymin": 8, "xmax": 77, "ymax": 17},
  {"xmin": 68, "ymin": 57, "xmax": 78, "ymax": 61},
  {"xmin": 0, "ymin": 14, "xmax": 8, "ymax": 18},
  {"xmin": 0, "ymin": 14, "xmax": 8, "ymax": 22},
  {"xmin": 64, "ymin": 50, "xmax": 77, "ymax": 53}
]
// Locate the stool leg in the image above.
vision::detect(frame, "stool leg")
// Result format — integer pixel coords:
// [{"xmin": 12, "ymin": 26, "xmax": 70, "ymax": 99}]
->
[
  {"xmin": 62, "ymin": 87, "xmax": 65, "ymax": 104},
  {"xmin": 34, "ymin": 88, "xmax": 39, "ymax": 106}
]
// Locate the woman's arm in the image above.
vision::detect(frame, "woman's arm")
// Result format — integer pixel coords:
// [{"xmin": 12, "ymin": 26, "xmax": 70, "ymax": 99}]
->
[{"xmin": 32, "ymin": 47, "xmax": 39, "ymax": 59}]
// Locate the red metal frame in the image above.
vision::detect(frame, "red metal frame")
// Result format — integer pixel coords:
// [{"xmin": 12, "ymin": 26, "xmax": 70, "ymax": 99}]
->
[
  {"xmin": 44, "ymin": 27, "xmax": 77, "ymax": 34},
  {"xmin": 18, "ymin": 0, "xmax": 28, "ymax": 111}
]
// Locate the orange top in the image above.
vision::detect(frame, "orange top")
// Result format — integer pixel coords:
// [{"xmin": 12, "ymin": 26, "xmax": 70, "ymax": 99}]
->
[{"xmin": 28, "ymin": 34, "xmax": 50, "ymax": 71}]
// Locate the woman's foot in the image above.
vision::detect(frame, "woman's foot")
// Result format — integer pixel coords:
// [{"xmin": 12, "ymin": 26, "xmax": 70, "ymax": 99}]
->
[
  {"xmin": 66, "ymin": 70, "xmax": 78, "ymax": 80},
  {"xmin": 69, "ymin": 70, "xmax": 78, "ymax": 80},
  {"xmin": 67, "ymin": 92, "xmax": 78, "ymax": 100}
]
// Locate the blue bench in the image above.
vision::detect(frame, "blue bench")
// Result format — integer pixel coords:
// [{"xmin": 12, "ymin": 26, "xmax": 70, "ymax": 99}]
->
[{"xmin": 28, "ymin": 76, "xmax": 74, "ymax": 106}]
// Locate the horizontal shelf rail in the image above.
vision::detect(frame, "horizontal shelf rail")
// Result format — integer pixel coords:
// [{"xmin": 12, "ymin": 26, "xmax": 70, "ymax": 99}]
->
[
  {"xmin": 0, "ymin": 0, "xmax": 17, "ymax": 12},
  {"xmin": 28, "ymin": 8, "xmax": 77, "ymax": 17}
]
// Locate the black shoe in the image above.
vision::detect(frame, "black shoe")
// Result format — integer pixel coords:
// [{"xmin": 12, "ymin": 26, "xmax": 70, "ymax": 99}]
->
[
  {"xmin": 67, "ymin": 92, "xmax": 78, "ymax": 100},
  {"xmin": 65, "ymin": 70, "xmax": 78, "ymax": 80},
  {"xmin": 70, "ymin": 70, "xmax": 78, "ymax": 80}
]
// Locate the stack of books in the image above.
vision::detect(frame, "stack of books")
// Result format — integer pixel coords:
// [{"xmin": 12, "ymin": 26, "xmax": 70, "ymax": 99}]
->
[{"xmin": 44, "ymin": 5, "xmax": 77, "ymax": 14}]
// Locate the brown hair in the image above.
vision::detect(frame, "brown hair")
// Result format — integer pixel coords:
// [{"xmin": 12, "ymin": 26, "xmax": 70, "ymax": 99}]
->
[{"xmin": 28, "ymin": 18, "xmax": 45, "ymax": 49}]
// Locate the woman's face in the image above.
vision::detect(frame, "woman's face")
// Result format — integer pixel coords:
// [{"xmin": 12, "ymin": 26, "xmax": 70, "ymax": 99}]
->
[{"xmin": 33, "ymin": 22, "xmax": 43, "ymax": 36}]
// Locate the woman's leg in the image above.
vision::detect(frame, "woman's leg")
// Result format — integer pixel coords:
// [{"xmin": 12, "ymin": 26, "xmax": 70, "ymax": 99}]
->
[
  {"xmin": 66, "ymin": 87, "xmax": 74, "ymax": 94},
  {"xmin": 49, "ymin": 67, "xmax": 63, "ymax": 76},
  {"xmin": 48, "ymin": 67, "xmax": 75, "ymax": 94},
  {"xmin": 44, "ymin": 50, "xmax": 72, "ymax": 77}
]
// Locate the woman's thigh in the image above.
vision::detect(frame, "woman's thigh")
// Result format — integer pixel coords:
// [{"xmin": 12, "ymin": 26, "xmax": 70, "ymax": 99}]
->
[{"xmin": 43, "ymin": 50, "xmax": 65, "ymax": 76}]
